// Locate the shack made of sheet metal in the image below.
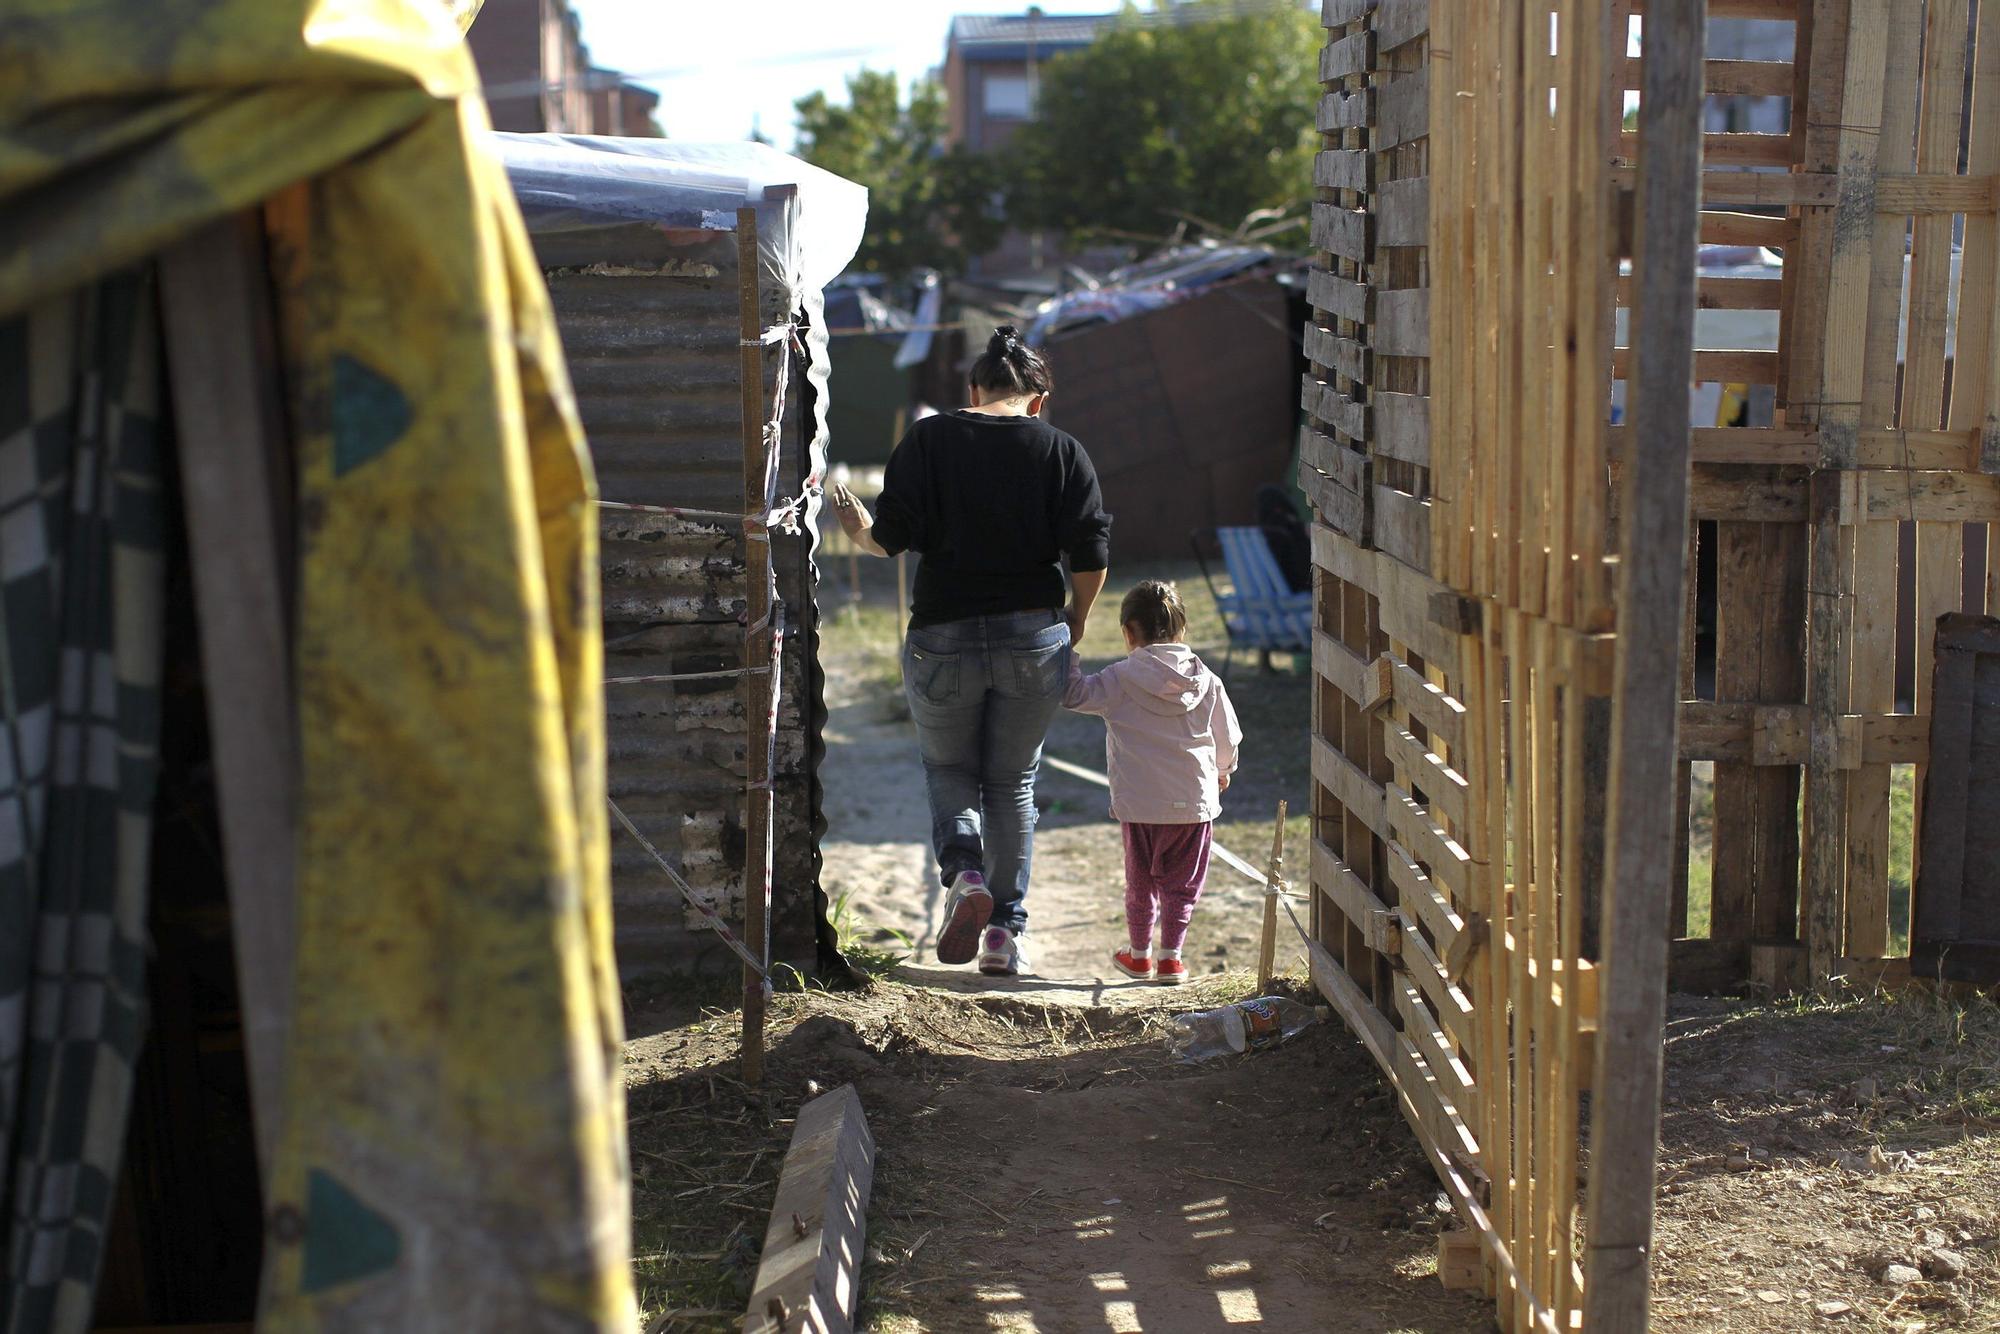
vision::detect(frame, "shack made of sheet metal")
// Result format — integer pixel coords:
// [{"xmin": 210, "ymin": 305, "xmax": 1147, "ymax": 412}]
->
[{"xmin": 500, "ymin": 135, "xmax": 865, "ymax": 980}]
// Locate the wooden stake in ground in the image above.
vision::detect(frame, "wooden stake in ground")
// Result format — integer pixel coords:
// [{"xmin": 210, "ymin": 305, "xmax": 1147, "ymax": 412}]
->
[
  {"xmin": 1583, "ymin": 0, "xmax": 1703, "ymax": 1326},
  {"xmin": 1257, "ymin": 799, "xmax": 1288, "ymax": 992},
  {"xmin": 743, "ymin": 1084, "xmax": 876, "ymax": 1334}
]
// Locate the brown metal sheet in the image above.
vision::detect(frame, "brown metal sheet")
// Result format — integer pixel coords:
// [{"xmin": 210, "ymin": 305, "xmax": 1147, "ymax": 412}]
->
[{"xmin": 1044, "ymin": 280, "xmax": 1300, "ymax": 559}]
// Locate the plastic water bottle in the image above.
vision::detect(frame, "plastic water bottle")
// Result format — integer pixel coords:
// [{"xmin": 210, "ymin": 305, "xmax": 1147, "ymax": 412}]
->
[{"xmin": 1166, "ymin": 997, "xmax": 1328, "ymax": 1061}]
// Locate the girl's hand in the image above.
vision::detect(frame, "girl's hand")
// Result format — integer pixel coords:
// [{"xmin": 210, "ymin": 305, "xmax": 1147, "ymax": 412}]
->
[
  {"xmin": 1219, "ymin": 773, "xmax": 1232, "ymax": 792},
  {"xmin": 829, "ymin": 482, "xmax": 871, "ymax": 538}
]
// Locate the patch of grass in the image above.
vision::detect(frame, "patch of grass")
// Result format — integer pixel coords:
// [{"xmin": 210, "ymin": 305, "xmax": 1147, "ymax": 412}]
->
[
  {"xmin": 821, "ymin": 600, "xmax": 905, "ymax": 697},
  {"xmin": 826, "ymin": 888, "xmax": 911, "ymax": 977}
]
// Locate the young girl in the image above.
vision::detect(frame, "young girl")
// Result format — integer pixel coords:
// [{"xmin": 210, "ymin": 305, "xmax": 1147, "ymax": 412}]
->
[{"xmin": 1062, "ymin": 580, "xmax": 1241, "ymax": 984}]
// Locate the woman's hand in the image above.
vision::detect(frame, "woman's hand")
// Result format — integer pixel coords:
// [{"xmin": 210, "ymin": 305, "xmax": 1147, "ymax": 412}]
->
[
  {"xmin": 1219, "ymin": 773, "xmax": 1232, "ymax": 792},
  {"xmin": 829, "ymin": 483, "xmax": 890, "ymax": 557},
  {"xmin": 829, "ymin": 482, "xmax": 871, "ymax": 539},
  {"xmin": 1066, "ymin": 568, "xmax": 1107, "ymax": 646}
]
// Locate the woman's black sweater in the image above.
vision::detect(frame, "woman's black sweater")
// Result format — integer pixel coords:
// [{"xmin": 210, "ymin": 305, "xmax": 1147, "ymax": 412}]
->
[{"xmin": 867, "ymin": 409, "xmax": 1112, "ymax": 626}]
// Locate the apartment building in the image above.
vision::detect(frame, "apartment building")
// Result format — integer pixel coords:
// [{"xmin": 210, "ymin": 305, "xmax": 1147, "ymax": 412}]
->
[{"xmin": 469, "ymin": 0, "xmax": 660, "ymax": 136}]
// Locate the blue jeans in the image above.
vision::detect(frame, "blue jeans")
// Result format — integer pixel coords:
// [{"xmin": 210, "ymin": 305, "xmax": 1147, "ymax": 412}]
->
[{"xmin": 902, "ymin": 608, "xmax": 1070, "ymax": 934}]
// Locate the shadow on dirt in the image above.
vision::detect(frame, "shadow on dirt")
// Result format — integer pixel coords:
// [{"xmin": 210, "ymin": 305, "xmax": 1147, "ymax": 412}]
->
[{"xmin": 623, "ymin": 982, "xmax": 1494, "ymax": 1333}]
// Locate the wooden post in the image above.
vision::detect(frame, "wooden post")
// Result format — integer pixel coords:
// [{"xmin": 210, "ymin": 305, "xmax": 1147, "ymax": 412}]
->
[
  {"xmin": 159, "ymin": 213, "xmax": 298, "ymax": 1176},
  {"xmin": 738, "ymin": 206, "xmax": 772, "ymax": 1084},
  {"xmin": 1256, "ymin": 799, "xmax": 1288, "ymax": 993},
  {"xmin": 1806, "ymin": 0, "xmax": 1891, "ymax": 979},
  {"xmin": 1582, "ymin": 2, "xmax": 1703, "ymax": 1328}
]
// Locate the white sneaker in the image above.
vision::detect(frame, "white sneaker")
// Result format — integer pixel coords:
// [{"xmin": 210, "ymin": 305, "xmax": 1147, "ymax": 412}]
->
[
  {"xmin": 936, "ymin": 871, "xmax": 992, "ymax": 965},
  {"xmin": 978, "ymin": 926, "xmax": 1030, "ymax": 977}
]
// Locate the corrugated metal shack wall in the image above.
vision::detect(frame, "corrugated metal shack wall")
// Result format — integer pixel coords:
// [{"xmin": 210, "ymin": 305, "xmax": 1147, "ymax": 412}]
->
[
  {"xmin": 1043, "ymin": 280, "xmax": 1299, "ymax": 559},
  {"xmin": 533, "ymin": 221, "xmax": 822, "ymax": 980}
]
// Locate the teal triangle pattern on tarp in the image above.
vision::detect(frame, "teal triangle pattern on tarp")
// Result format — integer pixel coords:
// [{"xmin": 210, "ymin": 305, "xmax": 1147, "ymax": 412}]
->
[
  {"xmin": 300, "ymin": 1167, "xmax": 402, "ymax": 1294},
  {"xmin": 331, "ymin": 352, "xmax": 411, "ymax": 476}
]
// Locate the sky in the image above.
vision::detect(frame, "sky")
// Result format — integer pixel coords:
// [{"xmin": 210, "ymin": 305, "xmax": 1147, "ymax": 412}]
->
[{"xmin": 568, "ymin": 1, "xmax": 1121, "ymax": 149}]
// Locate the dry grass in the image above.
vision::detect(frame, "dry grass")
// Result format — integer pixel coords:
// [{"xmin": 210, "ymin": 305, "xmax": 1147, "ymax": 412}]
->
[{"xmin": 1651, "ymin": 987, "xmax": 2000, "ymax": 1331}]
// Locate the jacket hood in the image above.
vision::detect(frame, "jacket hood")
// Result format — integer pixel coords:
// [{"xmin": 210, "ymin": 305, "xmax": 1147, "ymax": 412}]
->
[{"xmin": 1120, "ymin": 643, "xmax": 1212, "ymax": 716}]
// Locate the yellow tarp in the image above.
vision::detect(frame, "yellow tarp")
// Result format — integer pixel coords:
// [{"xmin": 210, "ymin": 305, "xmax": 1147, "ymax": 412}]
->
[{"xmin": 1, "ymin": 2, "xmax": 631, "ymax": 1328}]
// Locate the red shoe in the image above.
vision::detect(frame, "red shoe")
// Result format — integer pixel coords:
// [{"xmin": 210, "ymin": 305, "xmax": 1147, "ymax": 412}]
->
[
  {"xmin": 1154, "ymin": 956, "xmax": 1189, "ymax": 986},
  {"xmin": 1111, "ymin": 947, "xmax": 1153, "ymax": 980}
]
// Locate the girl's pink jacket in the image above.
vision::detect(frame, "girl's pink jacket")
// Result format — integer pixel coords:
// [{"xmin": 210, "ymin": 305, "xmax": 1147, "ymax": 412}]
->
[{"xmin": 1061, "ymin": 643, "xmax": 1241, "ymax": 825}]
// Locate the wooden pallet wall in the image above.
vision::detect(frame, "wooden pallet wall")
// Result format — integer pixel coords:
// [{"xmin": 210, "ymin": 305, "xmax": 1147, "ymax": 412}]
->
[
  {"xmin": 1301, "ymin": 1, "xmax": 1631, "ymax": 1329},
  {"xmin": 1649, "ymin": 0, "xmax": 2000, "ymax": 989},
  {"xmin": 1302, "ymin": 0, "xmax": 2000, "ymax": 1324}
]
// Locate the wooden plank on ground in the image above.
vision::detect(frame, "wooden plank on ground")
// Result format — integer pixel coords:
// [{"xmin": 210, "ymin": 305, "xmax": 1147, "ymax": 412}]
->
[{"xmin": 744, "ymin": 1085, "xmax": 876, "ymax": 1334}]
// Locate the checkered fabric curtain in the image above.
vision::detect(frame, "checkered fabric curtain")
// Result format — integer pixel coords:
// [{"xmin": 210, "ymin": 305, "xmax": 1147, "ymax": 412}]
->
[{"xmin": 0, "ymin": 270, "xmax": 167, "ymax": 1332}]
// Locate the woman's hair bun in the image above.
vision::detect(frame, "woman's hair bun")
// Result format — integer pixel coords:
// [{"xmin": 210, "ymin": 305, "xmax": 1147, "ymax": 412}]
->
[{"xmin": 969, "ymin": 323, "xmax": 1053, "ymax": 396}]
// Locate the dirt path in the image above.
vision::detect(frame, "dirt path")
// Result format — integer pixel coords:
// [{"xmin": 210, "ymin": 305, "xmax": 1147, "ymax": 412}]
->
[
  {"xmin": 625, "ymin": 984, "xmax": 1491, "ymax": 1334},
  {"xmin": 753, "ymin": 590, "xmax": 1489, "ymax": 1332},
  {"xmin": 818, "ymin": 630, "xmax": 1280, "ymax": 1002}
]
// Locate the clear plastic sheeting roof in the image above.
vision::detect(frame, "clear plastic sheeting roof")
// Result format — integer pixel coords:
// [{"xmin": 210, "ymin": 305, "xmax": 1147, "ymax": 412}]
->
[{"xmin": 492, "ymin": 134, "xmax": 867, "ymax": 300}]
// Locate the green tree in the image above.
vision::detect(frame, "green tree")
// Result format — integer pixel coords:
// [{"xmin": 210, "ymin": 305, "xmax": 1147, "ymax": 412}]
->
[
  {"xmin": 794, "ymin": 70, "xmax": 1003, "ymax": 278},
  {"xmin": 1010, "ymin": 0, "xmax": 1322, "ymax": 244}
]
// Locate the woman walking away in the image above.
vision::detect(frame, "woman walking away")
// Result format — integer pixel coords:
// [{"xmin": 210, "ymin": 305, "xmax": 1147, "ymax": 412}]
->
[
  {"xmin": 1061, "ymin": 580, "xmax": 1240, "ymax": 985},
  {"xmin": 830, "ymin": 326, "xmax": 1112, "ymax": 978}
]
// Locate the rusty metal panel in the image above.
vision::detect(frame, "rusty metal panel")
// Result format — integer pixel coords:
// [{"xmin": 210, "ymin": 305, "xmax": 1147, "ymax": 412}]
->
[
  {"xmin": 1043, "ymin": 280, "xmax": 1300, "ymax": 560},
  {"xmin": 536, "ymin": 222, "xmax": 824, "ymax": 980}
]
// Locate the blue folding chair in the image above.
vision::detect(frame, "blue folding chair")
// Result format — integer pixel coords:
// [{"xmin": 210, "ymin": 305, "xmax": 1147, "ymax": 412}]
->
[{"xmin": 1190, "ymin": 526, "xmax": 1314, "ymax": 678}]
